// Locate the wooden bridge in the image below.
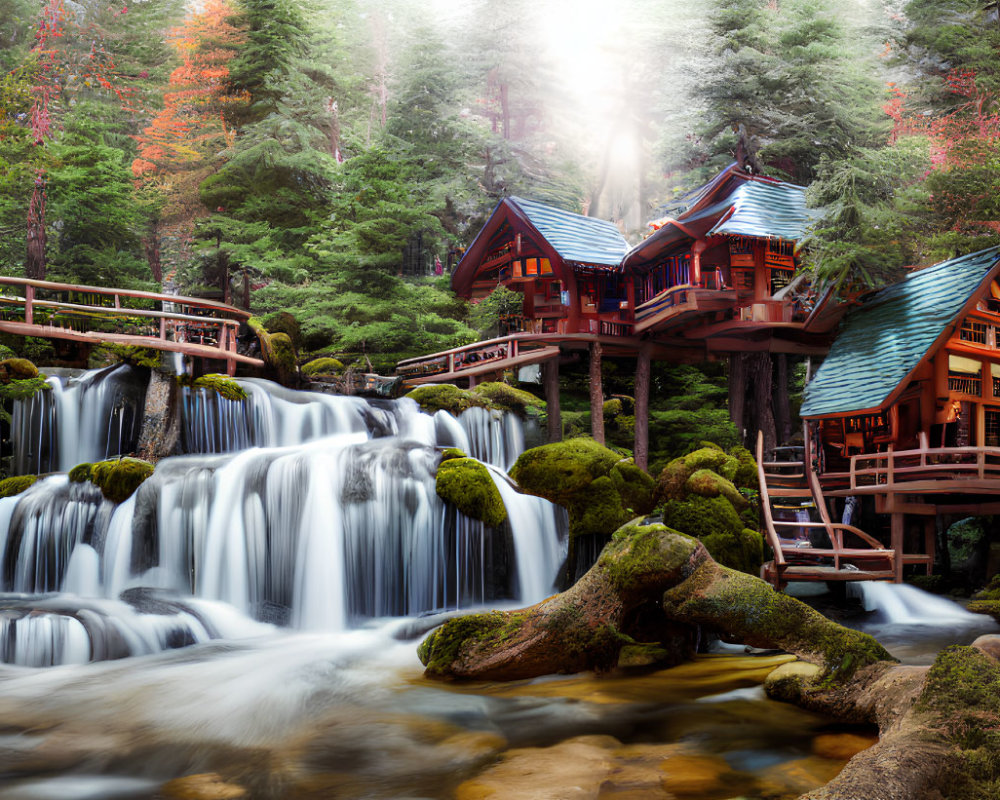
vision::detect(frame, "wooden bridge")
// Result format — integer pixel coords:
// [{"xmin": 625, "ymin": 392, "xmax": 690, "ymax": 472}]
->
[{"xmin": 0, "ymin": 277, "xmax": 264, "ymax": 375}]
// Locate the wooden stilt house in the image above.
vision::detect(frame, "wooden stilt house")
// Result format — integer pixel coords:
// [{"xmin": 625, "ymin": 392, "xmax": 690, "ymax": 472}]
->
[{"xmin": 799, "ymin": 246, "xmax": 1000, "ymax": 580}]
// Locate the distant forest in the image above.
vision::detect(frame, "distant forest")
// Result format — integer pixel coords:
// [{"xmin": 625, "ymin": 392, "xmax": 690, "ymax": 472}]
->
[{"xmin": 0, "ymin": 0, "xmax": 998, "ymax": 368}]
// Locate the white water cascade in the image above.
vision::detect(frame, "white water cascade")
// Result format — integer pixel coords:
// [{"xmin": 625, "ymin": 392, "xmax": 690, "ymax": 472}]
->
[
  {"xmin": 0, "ymin": 374, "xmax": 566, "ymax": 666},
  {"xmin": 849, "ymin": 582, "xmax": 985, "ymax": 625}
]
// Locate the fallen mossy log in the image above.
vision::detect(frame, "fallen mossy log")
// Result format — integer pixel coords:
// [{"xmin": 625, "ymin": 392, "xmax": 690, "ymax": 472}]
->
[{"xmin": 418, "ymin": 522, "xmax": 890, "ymax": 681}]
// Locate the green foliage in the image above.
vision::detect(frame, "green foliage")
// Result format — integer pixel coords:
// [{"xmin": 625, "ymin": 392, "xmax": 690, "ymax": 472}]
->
[
  {"xmin": 0, "ymin": 474, "xmax": 37, "ymax": 497},
  {"xmin": 469, "ymin": 285, "xmax": 523, "ymax": 339},
  {"xmin": 406, "ymin": 384, "xmax": 488, "ymax": 415},
  {"xmin": 189, "ymin": 374, "xmax": 248, "ymax": 402},
  {"xmin": 95, "ymin": 345, "xmax": 162, "ymax": 369},
  {"xmin": 435, "ymin": 456, "xmax": 507, "ymax": 527}
]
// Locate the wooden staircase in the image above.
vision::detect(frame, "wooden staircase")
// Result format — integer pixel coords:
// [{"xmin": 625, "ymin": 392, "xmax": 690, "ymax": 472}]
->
[{"xmin": 757, "ymin": 431, "xmax": 896, "ymax": 588}]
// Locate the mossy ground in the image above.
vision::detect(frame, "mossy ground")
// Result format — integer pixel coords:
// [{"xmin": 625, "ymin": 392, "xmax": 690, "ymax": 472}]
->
[
  {"xmin": 435, "ymin": 457, "xmax": 507, "ymax": 527},
  {"xmin": 87, "ymin": 458, "xmax": 155, "ymax": 503},
  {"xmin": 0, "ymin": 475, "xmax": 38, "ymax": 497},
  {"xmin": 916, "ymin": 645, "xmax": 1000, "ymax": 799}
]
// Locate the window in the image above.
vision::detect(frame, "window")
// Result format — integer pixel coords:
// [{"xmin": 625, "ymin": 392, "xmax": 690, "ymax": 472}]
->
[
  {"xmin": 948, "ymin": 354, "xmax": 982, "ymax": 395},
  {"xmin": 960, "ymin": 318, "xmax": 988, "ymax": 345}
]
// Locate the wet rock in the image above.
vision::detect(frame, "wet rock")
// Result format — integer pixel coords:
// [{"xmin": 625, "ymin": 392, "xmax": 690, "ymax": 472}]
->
[
  {"xmin": 757, "ymin": 756, "xmax": 845, "ymax": 798},
  {"xmin": 971, "ymin": 633, "xmax": 1000, "ymax": 662},
  {"xmin": 811, "ymin": 732, "xmax": 878, "ymax": 761}
]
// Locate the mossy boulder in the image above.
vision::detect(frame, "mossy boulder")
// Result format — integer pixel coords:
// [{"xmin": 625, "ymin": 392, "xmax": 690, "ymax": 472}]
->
[
  {"xmin": 406, "ymin": 382, "xmax": 543, "ymax": 419},
  {"xmin": 407, "ymin": 384, "xmax": 488, "ymax": 415},
  {"xmin": 193, "ymin": 374, "xmax": 247, "ymax": 402},
  {"xmin": 473, "ymin": 382, "xmax": 545, "ymax": 418},
  {"xmin": 248, "ymin": 317, "xmax": 298, "ymax": 386},
  {"xmin": 94, "ymin": 344, "xmax": 162, "ymax": 369},
  {"xmin": 440, "ymin": 447, "xmax": 467, "ymax": 462},
  {"xmin": 0, "ymin": 475, "xmax": 38, "ymax": 498},
  {"xmin": 509, "ymin": 438, "xmax": 655, "ymax": 537},
  {"xmin": 88, "ymin": 458, "xmax": 155, "ymax": 503},
  {"xmin": 68, "ymin": 463, "xmax": 93, "ymax": 483},
  {"xmin": 654, "ymin": 444, "xmax": 762, "ymax": 575},
  {"xmin": 301, "ymin": 357, "xmax": 344, "ymax": 377},
  {"xmin": 436, "ymin": 457, "xmax": 507, "ymax": 528},
  {"xmin": 262, "ymin": 310, "xmax": 302, "ymax": 351},
  {"xmin": 0, "ymin": 358, "xmax": 39, "ymax": 381}
]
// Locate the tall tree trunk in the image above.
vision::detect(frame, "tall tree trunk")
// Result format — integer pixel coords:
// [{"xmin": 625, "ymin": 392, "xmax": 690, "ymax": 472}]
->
[
  {"xmin": 750, "ymin": 351, "xmax": 777, "ymax": 455},
  {"xmin": 590, "ymin": 342, "xmax": 605, "ymax": 444},
  {"xmin": 26, "ymin": 175, "xmax": 46, "ymax": 281}
]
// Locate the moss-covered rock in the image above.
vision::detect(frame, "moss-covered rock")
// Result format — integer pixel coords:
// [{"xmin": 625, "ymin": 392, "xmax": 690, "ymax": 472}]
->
[
  {"xmin": 662, "ymin": 495, "xmax": 742, "ymax": 542},
  {"xmin": 0, "ymin": 358, "xmax": 39, "ymax": 381},
  {"xmin": 68, "ymin": 463, "xmax": 93, "ymax": 483},
  {"xmin": 440, "ymin": 447, "xmax": 467, "ymax": 462},
  {"xmin": 262, "ymin": 310, "xmax": 302, "ymax": 350},
  {"xmin": 191, "ymin": 374, "xmax": 248, "ymax": 402},
  {"xmin": 407, "ymin": 384, "xmax": 488, "ymax": 415},
  {"xmin": 248, "ymin": 317, "xmax": 298, "ymax": 386},
  {"xmin": 436, "ymin": 457, "xmax": 507, "ymax": 527},
  {"xmin": 511, "ymin": 438, "xmax": 654, "ymax": 536},
  {"xmin": 684, "ymin": 468, "xmax": 748, "ymax": 510},
  {"xmin": 0, "ymin": 475, "xmax": 38, "ymax": 497},
  {"xmin": 301, "ymin": 357, "xmax": 344, "ymax": 377},
  {"xmin": 968, "ymin": 574, "xmax": 1000, "ymax": 622},
  {"xmin": 88, "ymin": 458, "xmax": 155, "ymax": 503},
  {"xmin": 473, "ymin": 382, "xmax": 545, "ymax": 418}
]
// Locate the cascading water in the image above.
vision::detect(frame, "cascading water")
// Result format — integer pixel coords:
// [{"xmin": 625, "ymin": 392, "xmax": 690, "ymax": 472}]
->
[
  {"xmin": 9, "ymin": 364, "xmax": 149, "ymax": 474},
  {"xmin": 849, "ymin": 581, "xmax": 985, "ymax": 625},
  {"xmin": 0, "ymin": 373, "xmax": 565, "ymax": 666}
]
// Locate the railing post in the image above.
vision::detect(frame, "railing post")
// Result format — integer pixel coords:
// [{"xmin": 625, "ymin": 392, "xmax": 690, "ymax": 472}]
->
[
  {"xmin": 24, "ymin": 285, "xmax": 33, "ymax": 325},
  {"xmin": 447, "ymin": 353, "xmax": 455, "ymax": 374},
  {"xmin": 887, "ymin": 445, "xmax": 894, "ymax": 489},
  {"xmin": 160, "ymin": 317, "xmax": 166, "ymax": 340},
  {"xmin": 511, "ymin": 338, "xmax": 518, "ymax": 359},
  {"xmin": 979, "ymin": 448, "xmax": 985, "ymax": 480}
]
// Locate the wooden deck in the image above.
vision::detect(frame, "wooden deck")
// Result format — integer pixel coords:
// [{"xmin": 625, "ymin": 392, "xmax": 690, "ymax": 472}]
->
[{"xmin": 0, "ymin": 277, "xmax": 264, "ymax": 375}]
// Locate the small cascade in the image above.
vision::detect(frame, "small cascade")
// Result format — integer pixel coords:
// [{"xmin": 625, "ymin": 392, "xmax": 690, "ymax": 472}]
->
[
  {"xmin": 849, "ymin": 582, "xmax": 985, "ymax": 625},
  {"xmin": 9, "ymin": 364, "xmax": 149, "ymax": 474},
  {"xmin": 180, "ymin": 378, "xmax": 397, "ymax": 453}
]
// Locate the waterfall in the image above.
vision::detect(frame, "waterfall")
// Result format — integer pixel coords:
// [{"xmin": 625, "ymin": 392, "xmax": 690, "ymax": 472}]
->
[
  {"xmin": 0, "ymin": 373, "xmax": 566, "ymax": 665},
  {"xmin": 9, "ymin": 364, "xmax": 149, "ymax": 474}
]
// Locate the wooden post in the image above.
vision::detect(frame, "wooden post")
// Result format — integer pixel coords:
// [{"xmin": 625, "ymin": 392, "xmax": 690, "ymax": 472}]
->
[
  {"xmin": 544, "ymin": 356, "xmax": 562, "ymax": 443},
  {"xmin": 24, "ymin": 284, "xmax": 33, "ymax": 325},
  {"xmin": 590, "ymin": 341, "xmax": 605, "ymax": 444},
  {"xmin": 634, "ymin": 344, "xmax": 651, "ymax": 470},
  {"xmin": 923, "ymin": 517, "xmax": 936, "ymax": 576},
  {"xmin": 891, "ymin": 507, "xmax": 904, "ymax": 583}
]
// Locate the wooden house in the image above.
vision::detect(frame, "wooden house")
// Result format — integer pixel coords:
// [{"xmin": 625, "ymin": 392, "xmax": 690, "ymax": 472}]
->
[
  {"xmin": 450, "ymin": 195, "xmax": 632, "ymax": 337},
  {"xmin": 799, "ymin": 246, "xmax": 1000, "ymax": 580}
]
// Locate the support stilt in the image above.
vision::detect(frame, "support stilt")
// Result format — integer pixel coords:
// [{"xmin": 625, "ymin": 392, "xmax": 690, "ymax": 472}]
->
[
  {"xmin": 544, "ymin": 356, "xmax": 562, "ymax": 443},
  {"xmin": 634, "ymin": 344, "xmax": 650, "ymax": 471},
  {"xmin": 589, "ymin": 342, "xmax": 604, "ymax": 444}
]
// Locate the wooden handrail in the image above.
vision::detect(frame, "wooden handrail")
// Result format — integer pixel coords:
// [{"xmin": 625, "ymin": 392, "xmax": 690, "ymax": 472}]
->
[
  {"xmin": 849, "ymin": 445, "xmax": 1000, "ymax": 490},
  {"xmin": 0, "ymin": 276, "xmax": 252, "ymax": 320}
]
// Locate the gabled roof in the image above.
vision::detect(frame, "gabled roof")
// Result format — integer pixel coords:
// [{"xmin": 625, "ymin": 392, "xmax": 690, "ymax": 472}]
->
[
  {"xmin": 801, "ymin": 247, "xmax": 1000, "ymax": 418},
  {"xmin": 452, "ymin": 196, "xmax": 629, "ymax": 296},
  {"xmin": 623, "ymin": 166, "xmax": 809, "ymax": 269},
  {"xmin": 509, "ymin": 196, "xmax": 629, "ymax": 267}
]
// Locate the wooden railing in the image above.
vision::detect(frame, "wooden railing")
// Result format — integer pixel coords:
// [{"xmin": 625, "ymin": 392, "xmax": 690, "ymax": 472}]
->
[
  {"xmin": 0, "ymin": 276, "xmax": 258, "ymax": 373},
  {"xmin": 849, "ymin": 445, "xmax": 1000, "ymax": 490},
  {"xmin": 396, "ymin": 334, "xmax": 524, "ymax": 379}
]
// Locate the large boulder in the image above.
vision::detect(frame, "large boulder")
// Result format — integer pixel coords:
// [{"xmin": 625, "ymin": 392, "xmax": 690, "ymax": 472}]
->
[{"xmin": 435, "ymin": 456, "xmax": 506, "ymax": 528}]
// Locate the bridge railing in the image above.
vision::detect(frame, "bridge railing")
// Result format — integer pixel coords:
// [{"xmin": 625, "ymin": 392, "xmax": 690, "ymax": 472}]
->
[
  {"xmin": 848, "ymin": 444, "xmax": 1000, "ymax": 490},
  {"xmin": 0, "ymin": 276, "xmax": 254, "ymax": 367}
]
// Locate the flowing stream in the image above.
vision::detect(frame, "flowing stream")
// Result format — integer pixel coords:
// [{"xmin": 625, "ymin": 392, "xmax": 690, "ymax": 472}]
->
[{"xmin": 0, "ymin": 370, "xmax": 995, "ymax": 799}]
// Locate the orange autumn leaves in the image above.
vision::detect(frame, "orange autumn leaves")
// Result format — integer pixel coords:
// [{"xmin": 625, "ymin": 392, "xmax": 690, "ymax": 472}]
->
[{"xmin": 131, "ymin": 0, "xmax": 247, "ymax": 179}]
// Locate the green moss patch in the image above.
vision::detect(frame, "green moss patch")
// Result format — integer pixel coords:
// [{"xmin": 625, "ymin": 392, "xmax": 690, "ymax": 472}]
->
[
  {"xmin": 301, "ymin": 357, "xmax": 344, "ymax": 377},
  {"xmin": 473, "ymin": 382, "xmax": 545, "ymax": 417},
  {"xmin": 436, "ymin": 457, "xmax": 507, "ymax": 527},
  {"xmin": 600, "ymin": 523, "xmax": 701, "ymax": 595},
  {"xmin": 0, "ymin": 358, "xmax": 39, "ymax": 381},
  {"xmin": 0, "ymin": 475, "xmax": 38, "ymax": 498},
  {"xmin": 68, "ymin": 463, "xmax": 93, "ymax": 483},
  {"xmin": 95, "ymin": 344, "xmax": 162, "ymax": 369},
  {"xmin": 407, "ymin": 384, "xmax": 488, "ymax": 415},
  {"xmin": 88, "ymin": 458, "xmax": 155, "ymax": 503},
  {"xmin": 418, "ymin": 610, "xmax": 529, "ymax": 676},
  {"xmin": 194, "ymin": 374, "xmax": 248, "ymax": 402}
]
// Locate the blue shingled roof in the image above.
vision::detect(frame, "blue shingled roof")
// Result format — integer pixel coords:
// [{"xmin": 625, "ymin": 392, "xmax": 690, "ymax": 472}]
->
[
  {"xmin": 707, "ymin": 179, "xmax": 811, "ymax": 241},
  {"xmin": 510, "ymin": 196, "xmax": 629, "ymax": 267},
  {"xmin": 801, "ymin": 247, "xmax": 1000, "ymax": 418}
]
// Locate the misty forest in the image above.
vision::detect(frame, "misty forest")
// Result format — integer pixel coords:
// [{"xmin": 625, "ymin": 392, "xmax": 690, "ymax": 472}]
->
[{"xmin": 1, "ymin": 1, "xmax": 1000, "ymax": 799}]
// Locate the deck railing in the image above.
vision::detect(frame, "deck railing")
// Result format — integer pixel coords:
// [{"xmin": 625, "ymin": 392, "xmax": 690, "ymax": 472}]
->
[
  {"xmin": 848, "ymin": 445, "xmax": 1000, "ymax": 490},
  {"xmin": 396, "ymin": 334, "xmax": 524, "ymax": 378},
  {"xmin": 0, "ymin": 276, "xmax": 253, "ymax": 369}
]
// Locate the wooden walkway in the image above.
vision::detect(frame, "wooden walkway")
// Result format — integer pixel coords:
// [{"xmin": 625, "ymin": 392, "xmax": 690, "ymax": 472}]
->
[{"xmin": 0, "ymin": 277, "xmax": 264, "ymax": 375}]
